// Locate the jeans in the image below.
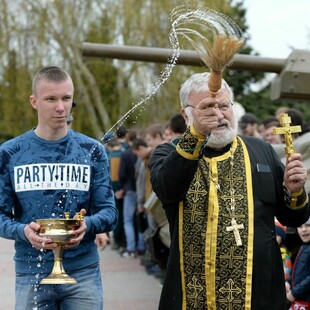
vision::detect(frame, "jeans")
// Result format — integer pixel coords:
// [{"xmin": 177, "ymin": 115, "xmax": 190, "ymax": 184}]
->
[
  {"xmin": 123, "ymin": 190, "xmax": 145, "ymax": 252},
  {"xmin": 15, "ymin": 263, "xmax": 103, "ymax": 310}
]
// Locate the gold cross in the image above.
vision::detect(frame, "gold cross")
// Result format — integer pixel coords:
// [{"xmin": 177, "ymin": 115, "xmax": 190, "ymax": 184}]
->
[
  {"xmin": 184, "ymin": 204, "xmax": 205, "ymax": 223},
  {"xmin": 187, "ymin": 180, "xmax": 208, "ymax": 203},
  {"xmin": 184, "ymin": 244, "xmax": 203, "ymax": 266},
  {"xmin": 187, "ymin": 276, "xmax": 204, "ymax": 308},
  {"xmin": 224, "ymin": 169, "xmax": 243, "ymax": 187},
  {"xmin": 219, "ymin": 278, "xmax": 242, "ymax": 309},
  {"xmin": 226, "ymin": 218, "xmax": 244, "ymax": 246},
  {"xmin": 273, "ymin": 113, "xmax": 301, "ymax": 157},
  {"xmin": 220, "ymin": 246, "xmax": 244, "ymax": 268}
]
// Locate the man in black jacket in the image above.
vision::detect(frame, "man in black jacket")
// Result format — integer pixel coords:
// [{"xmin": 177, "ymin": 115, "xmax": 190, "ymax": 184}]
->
[{"xmin": 149, "ymin": 72, "xmax": 309, "ymax": 310}]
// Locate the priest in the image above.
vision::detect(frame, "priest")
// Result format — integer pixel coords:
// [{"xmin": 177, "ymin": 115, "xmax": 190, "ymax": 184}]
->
[{"xmin": 149, "ymin": 72, "xmax": 309, "ymax": 310}]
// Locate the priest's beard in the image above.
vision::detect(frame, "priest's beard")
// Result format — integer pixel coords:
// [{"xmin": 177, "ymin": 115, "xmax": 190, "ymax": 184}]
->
[
  {"xmin": 206, "ymin": 120, "xmax": 237, "ymax": 149},
  {"xmin": 186, "ymin": 109, "xmax": 238, "ymax": 149}
]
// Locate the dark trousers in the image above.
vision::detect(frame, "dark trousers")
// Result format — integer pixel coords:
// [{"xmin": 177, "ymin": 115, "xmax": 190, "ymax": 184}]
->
[{"xmin": 113, "ymin": 198, "xmax": 126, "ymax": 247}]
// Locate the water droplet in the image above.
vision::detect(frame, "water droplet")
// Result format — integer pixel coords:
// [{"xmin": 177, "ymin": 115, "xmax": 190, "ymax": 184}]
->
[{"xmin": 101, "ymin": 5, "xmax": 242, "ymax": 137}]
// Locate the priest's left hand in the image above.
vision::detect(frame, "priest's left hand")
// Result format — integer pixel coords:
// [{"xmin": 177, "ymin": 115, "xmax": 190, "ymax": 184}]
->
[{"xmin": 284, "ymin": 153, "xmax": 307, "ymax": 193}]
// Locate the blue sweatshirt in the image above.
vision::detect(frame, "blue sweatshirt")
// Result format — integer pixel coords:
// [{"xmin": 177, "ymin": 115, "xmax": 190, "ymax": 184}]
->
[{"xmin": 0, "ymin": 129, "xmax": 117, "ymax": 274}]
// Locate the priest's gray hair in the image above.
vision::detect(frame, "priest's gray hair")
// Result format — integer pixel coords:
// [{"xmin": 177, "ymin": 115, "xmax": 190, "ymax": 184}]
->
[{"xmin": 179, "ymin": 72, "xmax": 234, "ymax": 108}]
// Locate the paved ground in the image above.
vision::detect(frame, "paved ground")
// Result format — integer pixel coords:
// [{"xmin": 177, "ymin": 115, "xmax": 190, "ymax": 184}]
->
[{"xmin": 0, "ymin": 238, "xmax": 162, "ymax": 309}]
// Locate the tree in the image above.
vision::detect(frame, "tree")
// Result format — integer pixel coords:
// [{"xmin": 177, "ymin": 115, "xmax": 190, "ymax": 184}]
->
[
  {"xmin": 0, "ymin": 0, "xmax": 117, "ymax": 138},
  {"xmin": 0, "ymin": 0, "xmax": 308, "ymax": 142}
]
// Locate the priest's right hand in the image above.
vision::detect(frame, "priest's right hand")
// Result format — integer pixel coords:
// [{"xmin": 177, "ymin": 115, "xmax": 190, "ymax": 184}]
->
[{"xmin": 192, "ymin": 98, "xmax": 223, "ymax": 136}]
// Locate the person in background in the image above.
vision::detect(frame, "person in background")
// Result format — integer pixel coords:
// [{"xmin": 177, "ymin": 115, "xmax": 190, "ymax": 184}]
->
[
  {"xmin": 162, "ymin": 121, "xmax": 173, "ymax": 142},
  {"xmin": 149, "ymin": 72, "xmax": 309, "ymax": 310},
  {"xmin": 261, "ymin": 116, "xmax": 282, "ymax": 145},
  {"xmin": 275, "ymin": 106, "xmax": 289, "ymax": 121},
  {"xmin": 95, "ymin": 230, "xmax": 110, "ymax": 251},
  {"xmin": 0, "ymin": 66, "xmax": 118, "ymax": 309},
  {"xmin": 169, "ymin": 113, "xmax": 187, "ymax": 139},
  {"xmin": 239, "ymin": 112, "xmax": 261, "ymax": 138},
  {"xmin": 139, "ymin": 123, "xmax": 165, "ymax": 235},
  {"xmin": 162, "ymin": 113, "xmax": 187, "ymax": 144},
  {"xmin": 275, "ymin": 218, "xmax": 292, "ymax": 280},
  {"xmin": 105, "ymin": 136, "xmax": 126, "ymax": 252},
  {"xmin": 286, "ymin": 217, "xmax": 310, "ymax": 310},
  {"xmin": 144, "ymin": 113, "xmax": 187, "ymax": 280},
  {"xmin": 132, "ymin": 138, "xmax": 169, "ymax": 283},
  {"xmin": 144, "ymin": 123, "xmax": 164, "ymax": 149},
  {"xmin": 286, "ymin": 108, "xmax": 304, "ymax": 140},
  {"xmin": 115, "ymin": 124, "xmax": 130, "ymax": 151},
  {"xmin": 70, "ymin": 104, "xmax": 110, "ymax": 252},
  {"xmin": 119, "ymin": 129, "xmax": 142, "ymax": 258},
  {"xmin": 132, "ymin": 139, "xmax": 154, "ymax": 227}
]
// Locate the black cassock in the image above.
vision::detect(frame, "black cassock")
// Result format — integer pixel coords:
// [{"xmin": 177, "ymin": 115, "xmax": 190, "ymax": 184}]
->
[{"xmin": 149, "ymin": 135, "xmax": 309, "ymax": 310}]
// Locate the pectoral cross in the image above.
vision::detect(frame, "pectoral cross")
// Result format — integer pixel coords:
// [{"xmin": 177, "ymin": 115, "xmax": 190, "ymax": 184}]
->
[
  {"xmin": 273, "ymin": 113, "xmax": 301, "ymax": 157},
  {"xmin": 226, "ymin": 218, "xmax": 244, "ymax": 246}
]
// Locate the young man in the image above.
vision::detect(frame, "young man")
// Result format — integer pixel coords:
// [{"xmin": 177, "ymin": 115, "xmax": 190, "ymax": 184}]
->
[
  {"xmin": 0, "ymin": 66, "xmax": 118, "ymax": 309},
  {"xmin": 239, "ymin": 112, "xmax": 261, "ymax": 138},
  {"xmin": 149, "ymin": 72, "xmax": 309, "ymax": 310}
]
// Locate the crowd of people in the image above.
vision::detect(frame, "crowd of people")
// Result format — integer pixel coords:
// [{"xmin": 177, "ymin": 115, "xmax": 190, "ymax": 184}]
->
[
  {"xmin": 0, "ymin": 66, "xmax": 309, "ymax": 309},
  {"xmin": 102, "ymin": 113, "xmax": 187, "ymax": 285}
]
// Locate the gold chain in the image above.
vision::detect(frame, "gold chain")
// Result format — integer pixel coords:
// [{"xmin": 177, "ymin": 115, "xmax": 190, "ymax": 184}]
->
[
  {"xmin": 208, "ymin": 149, "xmax": 236, "ymax": 217},
  {"xmin": 208, "ymin": 148, "xmax": 244, "ymax": 246}
]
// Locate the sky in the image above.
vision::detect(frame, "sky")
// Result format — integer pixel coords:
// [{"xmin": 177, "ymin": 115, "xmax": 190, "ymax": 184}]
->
[{"xmin": 243, "ymin": 0, "xmax": 310, "ymax": 59}]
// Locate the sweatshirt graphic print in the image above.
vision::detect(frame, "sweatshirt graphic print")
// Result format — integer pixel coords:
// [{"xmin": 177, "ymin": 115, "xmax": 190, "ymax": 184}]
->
[{"xmin": 0, "ymin": 129, "xmax": 117, "ymax": 273}]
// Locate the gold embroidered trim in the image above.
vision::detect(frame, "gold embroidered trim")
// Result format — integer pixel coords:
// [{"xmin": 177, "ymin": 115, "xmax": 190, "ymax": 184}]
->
[
  {"xmin": 291, "ymin": 188, "xmax": 308, "ymax": 209},
  {"xmin": 179, "ymin": 201, "xmax": 187, "ymax": 310},
  {"xmin": 179, "ymin": 137, "xmax": 254, "ymax": 309},
  {"xmin": 283, "ymin": 184, "xmax": 308, "ymax": 210},
  {"xmin": 176, "ymin": 125, "xmax": 206, "ymax": 160},
  {"xmin": 239, "ymin": 137, "xmax": 254, "ymax": 310}
]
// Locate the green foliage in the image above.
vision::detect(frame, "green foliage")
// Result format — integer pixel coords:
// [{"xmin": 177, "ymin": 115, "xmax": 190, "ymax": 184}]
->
[
  {"xmin": 0, "ymin": 50, "xmax": 35, "ymax": 140},
  {"xmin": 0, "ymin": 0, "xmax": 309, "ymax": 142}
]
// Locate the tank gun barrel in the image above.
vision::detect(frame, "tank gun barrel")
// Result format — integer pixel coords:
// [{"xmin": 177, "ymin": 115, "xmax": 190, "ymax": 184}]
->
[{"xmin": 82, "ymin": 42, "xmax": 285, "ymax": 74}]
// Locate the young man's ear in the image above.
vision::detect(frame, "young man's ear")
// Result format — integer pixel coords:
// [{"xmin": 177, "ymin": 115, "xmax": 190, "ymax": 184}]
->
[{"xmin": 29, "ymin": 95, "xmax": 37, "ymax": 110}]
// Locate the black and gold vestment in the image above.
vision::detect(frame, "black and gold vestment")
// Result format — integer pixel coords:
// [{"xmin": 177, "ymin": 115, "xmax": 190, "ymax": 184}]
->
[{"xmin": 149, "ymin": 125, "xmax": 309, "ymax": 310}]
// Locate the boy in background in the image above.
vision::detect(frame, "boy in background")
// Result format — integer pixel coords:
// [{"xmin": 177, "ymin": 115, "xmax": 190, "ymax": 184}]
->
[
  {"xmin": 275, "ymin": 218, "xmax": 292, "ymax": 280},
  {"xmin": 286, "ymin": 218, "xmax": 310, "ymax": 309}
]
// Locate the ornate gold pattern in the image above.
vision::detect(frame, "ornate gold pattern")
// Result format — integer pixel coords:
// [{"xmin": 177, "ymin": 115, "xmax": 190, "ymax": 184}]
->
[
  {"xmin": 176, "ymin": 125, "xmax": 206, "ymax": 159},
  {"xmin": 177, "ymin": 127, "xmax": 201, "ymax": 155},
  {"xmin": 179, "ymin": 137, "xmax": 253, "ymax": 309},
  {"xmin": 273, "ymin": 113, "xmax": 301, "ymax": 157}
]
